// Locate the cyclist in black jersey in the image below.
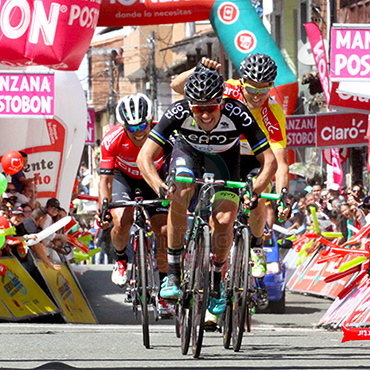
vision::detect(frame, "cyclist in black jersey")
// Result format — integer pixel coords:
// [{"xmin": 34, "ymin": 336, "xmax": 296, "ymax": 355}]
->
[{"xmin": 137, "ymin": 66, "xmax": 277, "ymax": 316}]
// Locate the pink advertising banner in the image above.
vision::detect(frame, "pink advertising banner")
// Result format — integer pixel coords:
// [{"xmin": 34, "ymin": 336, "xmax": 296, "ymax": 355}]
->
[
  {"xmin": 0, "ymin": 0, "xmax": 100, "ymax": 71},
  {"xmin": 330, "ymin": 25, "xmax": 370, "ymax": 81},
  {"xmin": 85, "ymin": 108, "xmax": 95, "ymax": 145},
  {"xmin": 285, "ymin": 114, "xmax": 316, "ymax": 148},
  {"xmin": 305, "ymin": 22, "xmax": 331, "ymax": 104},
  {"xmin": 0, "ymin": 73, "xmax": 54, "ymax": 117}
]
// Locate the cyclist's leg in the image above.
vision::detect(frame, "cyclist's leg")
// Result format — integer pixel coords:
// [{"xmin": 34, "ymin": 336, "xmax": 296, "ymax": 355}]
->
[
  {"xmin": 240, "ymin": 158, "xmax": 269, "ymax": 278},
  {"xmin": 209, "ymin": 195, "xmax": 239, "ymax": 316},
  {"xmin": 161, "ymin": 137, "xmax": 197, "ymax": 298},
  {"xmin": 206, "ymin": 147, "xmax": 240, "ymax": 316},
  {"xmin": 110, "ymin": 171, "xmax": 135, "ymax": 286},
  {"xmin": 150, "ymin": 213, "xmax": 168, "ymax": 277}
]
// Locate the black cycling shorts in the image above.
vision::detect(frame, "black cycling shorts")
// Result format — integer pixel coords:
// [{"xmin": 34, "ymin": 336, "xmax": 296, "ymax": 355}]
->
[
  {"xmin": 169, "ymin": 135, "xmax": 240, "ymax": 181},
  {"xmin": 112, "ymin": 170, "xmax": 168, "ymax": 216}
]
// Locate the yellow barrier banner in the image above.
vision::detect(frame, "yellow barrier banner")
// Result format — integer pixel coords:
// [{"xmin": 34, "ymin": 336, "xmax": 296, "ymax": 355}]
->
[
  {"xmin": 37, "ymin": 262, "xmax": 97, "ymax": 324},
  {"xmin": 0, "ymin": 257, "xmax": 58, "ymax": 320},
  {"xmin": 0, "ymin": 298, "xmax": 12, "ymax": 319}
]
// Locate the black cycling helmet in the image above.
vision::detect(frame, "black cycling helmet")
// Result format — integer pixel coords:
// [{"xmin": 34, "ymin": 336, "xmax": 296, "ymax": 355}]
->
[
  {"xmin": 116, "ymin": 93, "xmax": 153, "ymax": 126},
  {"xmin": 184, "ymin": 68, "xmax": 225, "ymax": 102},
  {"xmin": 240, "ymin": 53, "xmax": 277, "ymax": 83}
]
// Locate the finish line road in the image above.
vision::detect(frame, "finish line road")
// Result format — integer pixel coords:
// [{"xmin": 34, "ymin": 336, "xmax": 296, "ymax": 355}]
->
[{"xmin": 0, "ymin": 265, "xmax": 367, "ymax": 369}]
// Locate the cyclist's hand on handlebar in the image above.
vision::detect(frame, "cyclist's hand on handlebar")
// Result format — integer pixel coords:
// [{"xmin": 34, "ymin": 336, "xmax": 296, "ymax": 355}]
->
[
  {"xmin": 277, "ymin": 205, "xmax": 290, "ymax": 221},
  {"xmin": 243, "ymin": 192, "xmax": 259, "ymax": 210},
  {"xmin": 95, "ymin": 212, "xmax": 111, "ymax": 230},
  {"xmin": 158, "ymin": 182, "xmax": 176, "ymax": 201},
  {"xmin": 277, "ymin": 186, "xmax": 289, "ymax": 221},
  {"xmin": 96, "ymin": 198, "xmax": 113, "ymax": 229}
]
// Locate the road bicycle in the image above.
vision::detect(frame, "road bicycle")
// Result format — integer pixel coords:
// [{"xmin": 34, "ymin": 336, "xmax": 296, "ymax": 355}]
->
[
  {"xmin": 223, "ymin": 179, "xmax": 286, "ymax": 351},
  {"xmin": 173, "ymin": 173, "xmax": 275, "ymax": 357},
  {"xmin": 101, "ymin": 194, "xmax": 168, "ymax": 349}
]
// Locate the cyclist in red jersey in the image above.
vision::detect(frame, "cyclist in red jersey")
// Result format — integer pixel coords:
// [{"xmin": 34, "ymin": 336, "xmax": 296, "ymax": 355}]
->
[{"xmin": 97, "ymin": 94, "xmax": 172, "ymax": 303}]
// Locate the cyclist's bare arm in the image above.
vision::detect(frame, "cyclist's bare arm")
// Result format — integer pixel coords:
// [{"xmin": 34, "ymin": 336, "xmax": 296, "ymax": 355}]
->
[
  {"xmin": 137, "ymin": 139, "xmax": 167, "ymax": 196},
  {"xmin": 170, "ymin": 58, "xmax": 222, "ymax": 95},
  {"xmin": 273, "ymin": 147, "xmax": 290, "ymax": 220},
  {"xmin": 243, "ymin": 148, "xmax": 277, "ymax": 208},
  {"xmin": 273, "ymin": 147, "xmax": 289, "ymax": 194},
  {"xmin": 98, "ymin": 174, "xmax": 113, "ymax": 208}
]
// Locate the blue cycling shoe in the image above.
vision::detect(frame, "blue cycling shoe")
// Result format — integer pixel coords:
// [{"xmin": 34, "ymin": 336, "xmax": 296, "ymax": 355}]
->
[
  {"xmin": 208, "ymin": 281, "xmax": 226, "ymax": 315},
  {"xmin": 160, "ymin": 274, "xmax": 181, "ymax": 300}
]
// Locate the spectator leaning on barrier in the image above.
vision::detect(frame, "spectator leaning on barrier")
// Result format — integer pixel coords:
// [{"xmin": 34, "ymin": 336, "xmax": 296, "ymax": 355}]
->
[{"xmin": 359, "ymin": 196, "xmax": 370, "ymax": 225}]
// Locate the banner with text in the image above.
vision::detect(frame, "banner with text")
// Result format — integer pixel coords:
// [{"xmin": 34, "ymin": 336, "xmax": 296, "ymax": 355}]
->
[
  {"xmin": 286, "ymin": 114, "xmax": 316, "ymax": 148},
  {"xmin": 98, "ymin": 0, "xmax": 215, "ymax": 26},
  {"xmin": 0, "ymin": 257, "xmax": 58, "ymax": 320},
  {"xmin": 305, "ymin": 22, "xmax": 331, "ymax": 104},
  {"xmin": 0, "ymin": 73, "xmax": 54, "ymax": 117},
  {"xmin": 316, "ymin": 112, "xmax": 369, "ymax": 148},
  {"xmin": 0, "ymin": 0, "xmax": 100, "ymax": 71},
  {"xmin": 330, "ymin": 82, "xmax": 370, "ymax": 113},
  {"xmin": 37, "ymin": 261, "xmax": 97, "ymax": 324},
  {"xmin": 85, "ymin": 108, "xmax": 95, "ymax": 145},
  {"xmin": 330, "ymin": 25, "xmax": 370, "ymax": 81}
]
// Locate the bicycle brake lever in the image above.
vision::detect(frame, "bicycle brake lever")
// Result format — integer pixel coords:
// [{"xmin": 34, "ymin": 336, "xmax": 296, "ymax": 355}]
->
[{"xmin": 100, "ymin": 197, "xmax": 112, "ymax": 227}]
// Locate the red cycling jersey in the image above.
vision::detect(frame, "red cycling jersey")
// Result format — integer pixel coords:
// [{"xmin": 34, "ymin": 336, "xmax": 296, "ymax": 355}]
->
[{"xmin": 100, "ymin": 125, "xmax": 164, "ymax": 179}]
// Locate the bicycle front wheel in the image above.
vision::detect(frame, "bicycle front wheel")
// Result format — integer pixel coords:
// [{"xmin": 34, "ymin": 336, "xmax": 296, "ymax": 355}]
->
[
  {"xmin": 138, "ymin": 228, "xmax": 150, "ymax": 349},
  {"xmin": 232, "ymin": 226, "xmax": 252, "ymax": 352},
  {"xmin": 192, "ymin": 224, "xmax": 211, "ymax": 358},
  {"xmin": 223, "ymin": 247, "xmax": 234, "ymax": 349}
]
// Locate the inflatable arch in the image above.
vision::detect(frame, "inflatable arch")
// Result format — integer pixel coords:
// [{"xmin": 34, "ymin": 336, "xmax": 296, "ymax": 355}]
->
[{"xmin": 0, "ymin": 0, "xmax": 298, "ymax": 114}]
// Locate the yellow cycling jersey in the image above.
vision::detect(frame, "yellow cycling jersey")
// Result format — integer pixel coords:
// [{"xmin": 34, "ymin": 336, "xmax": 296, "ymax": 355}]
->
[{"xmin": 224, "ymin": 79, "xmax": 287, "ymax": 155}]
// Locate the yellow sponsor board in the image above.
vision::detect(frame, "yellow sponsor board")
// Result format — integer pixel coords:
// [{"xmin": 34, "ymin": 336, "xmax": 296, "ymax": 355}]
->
[
  {"xmin": 0, "ymin": 298, "xmax": 12, "ymax": 319},
  {"xmin": 37, "ymin": 262, "xmax": 97, "ymax": 324},
  {"xmin": 0, "ymin": 257, "xmax": 58, "ymax": 319}
]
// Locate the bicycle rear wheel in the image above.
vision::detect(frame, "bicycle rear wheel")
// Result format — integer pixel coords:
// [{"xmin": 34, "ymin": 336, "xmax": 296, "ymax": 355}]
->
[
  {"xmin": 192, "ymin": 224, "xmax": 211, "ymax": 358},
  {"xmin": 138, "ymin": 228, "xmax": 150, "ymax": 349},
  {"xmin": 232, "ymin": 227, "xmax": 252, "ymax": 352}
]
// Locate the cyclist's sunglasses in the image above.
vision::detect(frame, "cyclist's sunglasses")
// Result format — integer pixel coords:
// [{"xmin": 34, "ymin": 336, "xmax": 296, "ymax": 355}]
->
[
  {"xmin": 242, "ymin": 82, "xmax": 272, "ymax": 95},
  {"xmin": 125, "ymin": 121, "xmax": 150, "ymax": 133},
  {"xmin": 190, "ymin": 103, "xmax": 221, "ymax": 114}
]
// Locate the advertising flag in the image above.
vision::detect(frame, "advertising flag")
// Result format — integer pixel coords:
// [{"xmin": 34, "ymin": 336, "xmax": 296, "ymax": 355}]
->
[
  {"xmin": 304, "ymin": 22, "xmax": 331, "ymax": 105},
  {"xmin": 332, "ymin": 148, "xmax": 343, "ymax": 187}
]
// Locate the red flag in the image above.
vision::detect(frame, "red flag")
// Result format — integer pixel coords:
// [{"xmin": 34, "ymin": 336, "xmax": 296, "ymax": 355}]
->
[
  {"xmin": 332, "ymin": 148, "xmax": 343, "ymax": 187},
  {"xmin": 304, "ymin": 22, "xmax": 331, "ymax": 105}
]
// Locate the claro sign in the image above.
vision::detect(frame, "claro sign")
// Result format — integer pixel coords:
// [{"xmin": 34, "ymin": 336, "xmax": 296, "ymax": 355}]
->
[
  {"xmin": 286, "ymin": 112, "xmax": 369, "ymax": 148},
  {"xmin": 316, "ymin": 113, "xmax": 369, "ymax": 148}
]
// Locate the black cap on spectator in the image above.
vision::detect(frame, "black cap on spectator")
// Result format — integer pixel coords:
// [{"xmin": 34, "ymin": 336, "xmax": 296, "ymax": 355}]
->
[
  {"xmin": 11, "ymin": 206, "xmax": 24, "ymax": 215},
  {"xmin": 46, "ymin": 198, "xmax": 61, "ymax": 210}
]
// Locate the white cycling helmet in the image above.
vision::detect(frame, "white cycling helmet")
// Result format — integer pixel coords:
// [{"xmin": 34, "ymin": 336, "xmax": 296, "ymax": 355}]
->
[{"xmin": 116, "ymin": 93, "xmax": 153, "ymax": 126}]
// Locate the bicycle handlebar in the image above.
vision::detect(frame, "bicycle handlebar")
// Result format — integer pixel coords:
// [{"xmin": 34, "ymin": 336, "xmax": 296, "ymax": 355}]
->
[
  {"xmin": 99, "ymin": 197, "xmax": 169, "ymax": 227},
  {"xmin": 174, "ymin": 175, "xmax": 280, "ymax": 201}
]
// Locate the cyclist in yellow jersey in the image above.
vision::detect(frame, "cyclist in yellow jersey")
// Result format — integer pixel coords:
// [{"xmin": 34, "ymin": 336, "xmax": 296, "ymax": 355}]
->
[{"xmin": 170, "ymin": 54, "xmax": 290, "ymax": 279}]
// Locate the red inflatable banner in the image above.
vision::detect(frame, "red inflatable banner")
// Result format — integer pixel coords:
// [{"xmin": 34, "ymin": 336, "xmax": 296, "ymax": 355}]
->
[
  {"xmin": 0, "ymin": 0, "xmax": 100, "ymax": 70},
  {"xmin": 342, "ymin": 325, "xmax": 370, "ymax": 343},
  {"xmin": 98, "ymin": 0, "xmax": 214, "ymax": 27}
]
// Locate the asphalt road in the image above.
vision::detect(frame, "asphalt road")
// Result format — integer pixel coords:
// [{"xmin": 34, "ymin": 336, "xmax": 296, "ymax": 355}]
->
[{"xmin": 0, "ymin": 265, "xmax": 369, "ymax": 370}]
